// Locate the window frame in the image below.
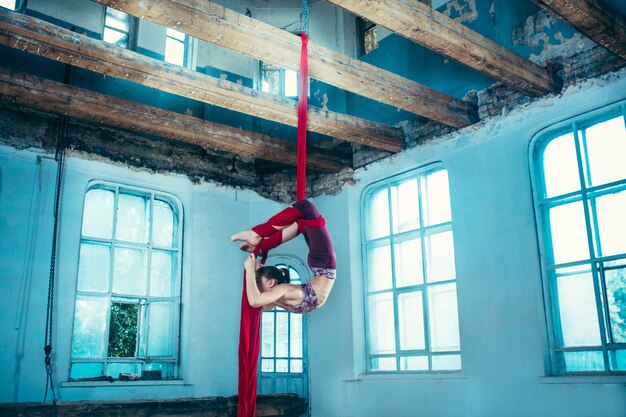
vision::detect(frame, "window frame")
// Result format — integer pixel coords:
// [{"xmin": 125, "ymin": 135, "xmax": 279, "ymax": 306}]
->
[
  {"xmin": 530, "ymin": 101, "xmax": 626, "ymax": 376},
  {"xmin": 68, "ymin": 180, "xmax": 184, "ymax": 381},
  {"xmin": 164, "ymin": 27, "xmax": 188, "ymax": 67},
  {"xmin": 102, "ymin": 6, "xmax": 137, "ymax": 50},
  {"xmin": 258, "ymin": 61, "xmax": 309, "ymax": 99},
  {"xmin": 361, "ymin": 163, "xmax": 462, "ymax": 374},
  {"xmin": 259, "ymin": 256, "xmax": 310, "ymax": 376}
]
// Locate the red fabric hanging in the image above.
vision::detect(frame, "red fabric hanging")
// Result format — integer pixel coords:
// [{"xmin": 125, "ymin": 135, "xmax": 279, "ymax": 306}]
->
[
  {"xmin": 296, "ymin": 32, "xmax": 309, "ymax": 202},
  {"xmin": 237, "ymin": 33, "xmax": 309, "ymax": 417},
  {"xmin": 237, "ymin": 247, "xmax": 262, "ymax": 417}
]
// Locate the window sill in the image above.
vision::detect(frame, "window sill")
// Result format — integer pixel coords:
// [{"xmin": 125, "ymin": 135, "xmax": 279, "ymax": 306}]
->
[
  {"xmin": 539, "ymin": 375, "xmax": 626, "ymax": 384},
  {"xmin": 61, "ymin": 379, "xmax": 189, "ymax": 388},
  {"xmin": 347, "ymin": 371, "xmax": 467, "ymax": 382}
]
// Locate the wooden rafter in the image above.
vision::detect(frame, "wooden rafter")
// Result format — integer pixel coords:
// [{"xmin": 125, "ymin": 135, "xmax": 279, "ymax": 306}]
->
[
  {"xmin": 326, "ymin": 0, "xmax": 563, "ymax": 96},
  {"xmin": 531, "ymin": 0, "xmax": 626, "ymax": 61},
  {"xmin": 0, "ymin": 69, "xmax": 350, "ymax": 172},
  {"xmin": 93, "ymin": 0, "xmax": 478, "ymax": 128},
  {"xmin": 0, "ymin": 9, "xmax": 404, "ymax": 153}
]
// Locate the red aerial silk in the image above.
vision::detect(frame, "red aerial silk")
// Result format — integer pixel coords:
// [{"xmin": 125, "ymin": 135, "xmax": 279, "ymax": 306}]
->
[
  {"xmin": 237, "ymin": 32, "xmax": 309, "ymax": 417},
  {"xmin": 296, "ymin": 32, "xmax": 309, "ymax": 202}
]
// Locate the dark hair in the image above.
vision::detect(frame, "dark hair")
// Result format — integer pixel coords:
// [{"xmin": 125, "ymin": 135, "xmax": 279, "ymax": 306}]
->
[{"xmin": 256, "ymin": 266, "xmax": 290, "ymax": 284}]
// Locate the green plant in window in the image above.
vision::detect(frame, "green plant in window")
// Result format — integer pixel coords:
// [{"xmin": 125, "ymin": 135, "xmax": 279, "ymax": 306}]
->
[{"xmin": 108, "ymin": 302, "xmax": 139, "ymax": 358}]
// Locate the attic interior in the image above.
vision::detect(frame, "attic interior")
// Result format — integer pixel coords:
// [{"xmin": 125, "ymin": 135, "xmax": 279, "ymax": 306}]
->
[{"xmin": 1, "ymin": 0, "xmax": 626, "ymax": 416}]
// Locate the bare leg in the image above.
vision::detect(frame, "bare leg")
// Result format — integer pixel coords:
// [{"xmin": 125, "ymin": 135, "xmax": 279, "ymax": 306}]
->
[{"xmin": 238, "ymin": 222, "xmax": 299, "ymax": 253}]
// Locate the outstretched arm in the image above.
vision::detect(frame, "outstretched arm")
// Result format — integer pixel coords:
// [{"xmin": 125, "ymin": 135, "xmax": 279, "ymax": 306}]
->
[{"xmin": 244, "ymin": 254, "xmax": 290, "ymax": 308}]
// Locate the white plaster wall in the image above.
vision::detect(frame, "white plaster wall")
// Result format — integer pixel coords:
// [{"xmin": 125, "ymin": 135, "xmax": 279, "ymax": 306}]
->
[{"xmin": 307, "ymin": 68, "xmax": 626, "ymax": 417}]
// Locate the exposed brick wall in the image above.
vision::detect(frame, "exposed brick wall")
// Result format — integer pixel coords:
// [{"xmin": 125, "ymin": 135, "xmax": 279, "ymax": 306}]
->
[{"xmin": 0, "ymin": 104, "xmax": 258, "ymax": 189}]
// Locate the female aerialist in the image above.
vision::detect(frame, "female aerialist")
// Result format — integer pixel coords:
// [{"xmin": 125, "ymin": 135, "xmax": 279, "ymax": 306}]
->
[{"xmin": 231, "ymin": 200, "xmax": 336, "ymax": 314}]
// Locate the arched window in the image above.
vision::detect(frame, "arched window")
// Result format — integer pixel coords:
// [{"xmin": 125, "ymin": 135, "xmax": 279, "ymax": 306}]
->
[
  {"xmin": 362, "ymin": 164, "xmax": 461, "ymax": 372},
  {"xmin": 69, "ymin": 182, "xmax": 183, "ymax": 381},
  {"xmin": 530, "ymin": 103, "xmax": 626, "ymax": 374}
]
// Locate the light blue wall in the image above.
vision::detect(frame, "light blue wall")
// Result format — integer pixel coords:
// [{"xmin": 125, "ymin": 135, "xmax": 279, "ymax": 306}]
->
[
  {"xmin": 0, "ymin": 147, "xmax": 294, "ymax": 402},
  {"xmin": 306, "ymin": 68, "xmax": 626, "ymax": 417}
]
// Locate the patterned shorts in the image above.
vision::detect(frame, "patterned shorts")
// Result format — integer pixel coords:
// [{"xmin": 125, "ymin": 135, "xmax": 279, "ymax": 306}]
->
[{"xmin": 311, "ymin": 267, "xmax": 336, "ymax": 280}]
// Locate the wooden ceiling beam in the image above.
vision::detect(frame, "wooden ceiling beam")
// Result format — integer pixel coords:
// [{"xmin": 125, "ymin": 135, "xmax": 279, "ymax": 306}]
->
[
  {"xmin": 531, "ymin": 0, "xmax": 626, "ymax": 61},
  {"xmin": 0, "ymin": 69, "xmax": 350, "ymax": 172},
  {"xmin": 0, "ymin": 9, "xmax": 404, "ymax": 153},
  {"xmin": 326, "ymin": 0, "xmax": 562, "ymax": 96},
  {"xmin": 93, "ymin": 0, "xmax": 477, "ymax": 128}
]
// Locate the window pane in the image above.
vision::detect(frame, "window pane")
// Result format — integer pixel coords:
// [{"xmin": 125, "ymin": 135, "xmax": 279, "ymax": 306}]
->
[
  {"xmin": 399, "ymin": 356, "xmax": 428, "ymax": 371},
  {"xmin": 432, "ymin": 354, "xmax": 461, "ymax": 371},
  {"xmin": 370, "ymin": 357, "xmax": 395, "ymax": 371},
  {"xmin": 261, "ymin": 313, "xmax": 275, "ymax": 357},
  {"xmin": 284, "ymin": 69, "xmax": 298, "ymax": 97},
  {"xmin": 428, "ymin": 283, "xmax": 460, "ymax": 352},
  {"xmin": 107, "ymin": 362, "xmax": 140, "ymax": 378},
  {"xmin": 394, "ymin": 238, "xmax": 423, "ymax": 287},
  {"xmin": 391, "ymin": 178, "xmax": 419, "ymax": 233},
  {"xmin": 150, "ymin": 250, "xmax": 174, "ymax": 297},
  {"xmin": 103, "ymin": 28, "xmax": 129, "ymax": 48},
  {"xmin": 153, "ymin": 199, "xmax": 175, "ymax": 247},
  {"xmin": 398, "ymin": 291, "xmax": 425, "ymax": 350},
  {"xmin": 421, "ymin": 170, "xmax": 451, "ymax": 226},
  {"xmin": 261, "ymin": 69, "xmax": 280, "ymax": 95},
  {"xmin": 82, "ymin": 188, "xmax": 114, "ymax": 239},
  {"xmin": 275, "ymin": 312, "xmax": 289, "ymax": 357},
  {"xmin": 584, "ymin": 116, "xmax": 626, "ymax": 187},
  {"xmin": 165, "ymin": 37, "xmax": 185, "ymax": 66},
  {"xmin": 543, "ymin": 133, "xmax": 580, "ymax": 197},
  {"xmin": 77, "ymin": 243, "xmax": 110, "ymax": 293},
  {"xmin": 609, "ymin": 350, "xmax": 626, "ymax": 371},
  {"xmin": 116, "ymin": 193, "xmax": 149, "ymax": 243},
  {"xmin": 561, "ymin": 350, "xmax": 605, "ymax": 372},
  {"xmin": 368, "ymin": 293, "xmax": 396, "ymax": 355},
  {"xmin": 148, "ymin": 302, "xmax": 173, "ymax": 356},
  {"xmin": 605, "ymin": 267, "xmax": 626, "ymax": 343},
  {"xmin": 108, "ymin": 302, "xmax": 138, "ymax": 358},
  {"xmin": 367, "ymin": 243, "xmax": 392, "ymax": 291},
  {"xmin": 70, "ymin": 362, "xmax": 103, "ymax": 379},
  {"xmin": 0, "ymin": 0, "xmax": 17, "ymax": 10},
  {"xmin": 105, "ymin": 8, "xmax": 130, "ymax": 31},
  {"xmin": 290, "ymin": 314, "xmax": 302, "ymax": 357},
  {"xmin": 595, "ymin": 191, "xmax": 626, "ymax": 257},
  {"xmin": 276, "ymin": 359, "xmax": 289, "ymax": 372},
  {"xmin": 425, "ymin": 231, "xmax": 456, "ymax": 283},
  {"xmin": 72, "ymin": 296, "xmax": 109, "ymax": 358},
  {"xmin": 555, "ymin": 272, "xmax": 601, "ymax": 347},
  {"xmin": 290, "ymin": 359, "xmax": 303, "ymax": 373},
  {"xmin": 368, "ymin": 188, "xmax": 390, "ymax": 239},
  {"xmin": 262, "ymin": 359, "xmax": 274, "ymax": 372},
  {"xmin": 144, "ymin": 362, "xmax": 174, "ymax": 378},
  {"xmin": 548, "ymin": 201, "xmax": 589, "ymax": 264},
  {"xmin": 166, "ymin": 28, "xmax": 185, "ymax": 41},
  {"xmin": 113, "ymin": 247, "xmax": 147, "ymax": 295}
]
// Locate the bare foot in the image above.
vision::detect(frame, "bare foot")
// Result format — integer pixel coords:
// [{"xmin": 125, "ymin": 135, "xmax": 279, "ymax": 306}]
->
[
  {"xmin": 240, "ymin": 242, "xmax": 256, "ymax": 253},
  {"xmin": 230, "ymin": 230, "xmax": 261, "ymax": 247}
]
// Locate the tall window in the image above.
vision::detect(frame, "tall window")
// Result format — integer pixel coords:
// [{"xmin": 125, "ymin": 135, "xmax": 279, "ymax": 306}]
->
[
  {"xmin": 165, "ymin": 28, "xmax": 187, "ymax": 67},
  {"xmin": 260, "ymin": 262, "xmax": 305, "ymax": 374},
  {"xmin": 103, "ymin": 7, "xmax": 134, "ymax": 49},
  {"xmin": 532, "ymin": 104, "xmax": 626, "ymax": 374},
  {"xmin": 69, "ymin": 183, "xmax": 183, "ymax": 381},
  {"xmin": 260, "ymin": 62, "xmax": 309, "ymax": 98},
  {"xmin": 363, "ymin": 166, "xmax": 461, "ymax": 372}
]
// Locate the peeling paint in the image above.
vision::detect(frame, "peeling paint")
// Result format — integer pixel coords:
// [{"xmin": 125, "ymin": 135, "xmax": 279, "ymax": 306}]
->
[
  {"xmin": 512, "ymin": 10, "xmax": 595, "ymax": 63},
  {"xmin": 440, "ymin": 0, "xmax": 478, "ymax": 23}
]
